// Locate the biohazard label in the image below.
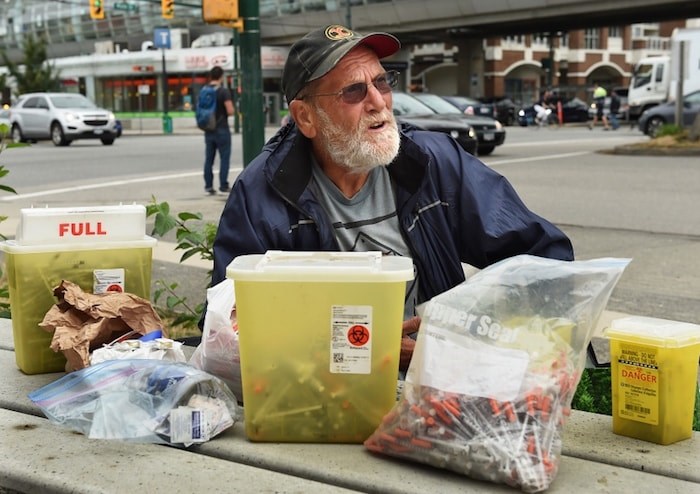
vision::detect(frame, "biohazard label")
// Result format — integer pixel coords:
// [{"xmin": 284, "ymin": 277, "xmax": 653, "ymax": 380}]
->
[
  {"xmin": 93, "ymin": 268, "xmax": 125, "ymax": 294},
  {"xmin": 330, "ymin": 305, "xmax": 372, "ymax": 374},
  {"xmin": 616, "ymin": 344, "xmax": 659, "ymax": 425}
]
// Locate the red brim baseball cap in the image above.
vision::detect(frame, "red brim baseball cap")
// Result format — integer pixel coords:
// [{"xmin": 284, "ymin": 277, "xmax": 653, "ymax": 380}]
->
[{"xmin": 282, "ymin": 24, "xmax": 400, "ymax": 103}]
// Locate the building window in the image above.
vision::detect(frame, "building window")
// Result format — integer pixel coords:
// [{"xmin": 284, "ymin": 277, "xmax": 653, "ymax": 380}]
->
[
  {"xmin": 560, "ymin": 33, "xmax": 569, "ymax": 47},
  {"xmin": 503, "ymin": 35, "xmax": 524, "ymax": 45},
  {"xmin": 532, "ymin": 33, "xmax": 548, "ymax": 47},
  {"xmin": 609, "ymin": 26, "xmax": 622, "ymax": 38},
  {"xmin": 584, "ymin": 28, "xmax": 600, "ymax": 49}
]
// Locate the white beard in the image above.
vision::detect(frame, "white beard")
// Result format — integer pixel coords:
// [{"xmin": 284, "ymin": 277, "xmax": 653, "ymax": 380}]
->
[{"xmin": 315, "ymin": 107, "xmax": 400, "ymax": 173}]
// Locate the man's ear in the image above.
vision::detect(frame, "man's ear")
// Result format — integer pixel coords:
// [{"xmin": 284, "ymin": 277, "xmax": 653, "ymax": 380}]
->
[{"xmin": 289, "ymin": 100, "xmax": 317, "ymax": 139}]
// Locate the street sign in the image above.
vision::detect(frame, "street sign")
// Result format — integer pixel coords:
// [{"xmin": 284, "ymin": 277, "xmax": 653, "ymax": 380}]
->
[
  {"xmin": 114, "ymin": 2, "xmax": 139, "ymax": 13},
  {"xmin": 154, "ymin": 27, "xmax": 171, "ymax": 49}
]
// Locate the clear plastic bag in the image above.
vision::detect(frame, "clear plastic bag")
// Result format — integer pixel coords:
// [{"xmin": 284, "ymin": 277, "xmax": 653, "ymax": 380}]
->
[
  {"xmin": 365, "ymin": 255, "xmax": 630, "ymax": 493},
  {"xmin": 189, "ymin": 279, "xmax": 243, "ymax": 403},
  {"xmin": 29, "ymin": 359, "xmax": 240, "ymax": 447}
]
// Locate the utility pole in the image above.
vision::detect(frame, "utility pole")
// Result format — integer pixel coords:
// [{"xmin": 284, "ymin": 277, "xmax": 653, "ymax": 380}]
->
[{"xmin": 240, "ymin": 0, "xmax": 264, "ymax": 166}]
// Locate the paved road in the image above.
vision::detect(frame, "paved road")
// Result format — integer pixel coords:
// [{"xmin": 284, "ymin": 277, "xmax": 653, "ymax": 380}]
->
[{"xmin": 1, "ymin": 123, "xmax": 698, "ymax": 326}]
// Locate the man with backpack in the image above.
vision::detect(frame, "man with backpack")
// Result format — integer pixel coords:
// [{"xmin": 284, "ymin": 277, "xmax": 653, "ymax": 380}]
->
[{"xmin": 198, "ymin": 65, "xmax": 234, "ymax": 195}]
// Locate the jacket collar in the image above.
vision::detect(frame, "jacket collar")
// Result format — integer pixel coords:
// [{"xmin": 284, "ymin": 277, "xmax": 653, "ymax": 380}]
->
[{"xmin": 264, "ymin": 123, "xmax": 428, "ymax": 204}]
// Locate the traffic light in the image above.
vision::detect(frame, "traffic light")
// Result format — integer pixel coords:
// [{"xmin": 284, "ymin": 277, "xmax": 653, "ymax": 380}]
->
[
  {"xmin": 89, "ymin": 0, "xmax": 104, "ymax": 20},
  {"xmin": 202, "ymin": 0, "xmax": 239, "ymax": 23},
  {"xmin": 162, "ymin": 0, "xmax": 175, "ymax": 19}
]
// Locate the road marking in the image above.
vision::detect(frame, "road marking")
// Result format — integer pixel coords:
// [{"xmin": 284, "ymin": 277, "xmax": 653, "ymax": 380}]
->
[
  {"xmin": 0, "ymin": 170, "xmax": 240, "ymax": 202},
  {"xmin": 486, "ymin": 151, "xmax": 589, "ymax": 166},
  {"xmin": 504, "ymin": 137, "xmax": 639, "ymax": 147}
]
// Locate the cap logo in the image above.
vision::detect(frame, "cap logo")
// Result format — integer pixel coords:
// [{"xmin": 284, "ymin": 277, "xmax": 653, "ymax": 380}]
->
[{"xmin": 325, "ymin": 25, "xmax": 355, "ymax": 41}]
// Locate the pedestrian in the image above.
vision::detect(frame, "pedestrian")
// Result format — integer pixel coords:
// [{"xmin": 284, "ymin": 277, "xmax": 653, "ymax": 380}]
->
[
  {"xmin": 208, "ymin": 25, "xmax": 574, "ymax": 370},
  {"xmin": 609, "ymin": 89, "xmax": 621, "ymax": 130},
  {"xmin": 589, "ymin": 82, "xmax": 609, "ymax": 130},
  {"xmin": 201, "ymin": 65, "xmax": 234, "ymax": 195}
]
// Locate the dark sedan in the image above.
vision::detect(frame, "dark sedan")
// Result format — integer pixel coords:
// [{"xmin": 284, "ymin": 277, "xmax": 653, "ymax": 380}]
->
[
  {"xmin": 408, "ymin": 92, "xmax": 506, "ymax": 156},
  {"xmin": 638, "ymin": 90, "xmax": 700, "ymax": 137},
  {"xmin": 440, "ymin": 95, "xmax": 496, "ymax": 119},
  {"xmin": 392, "ymin": 92, "xmax": 478, "ymax": 155},
  {"xmin": 518, "ymin": 97, "xmax": 590, "ymax": 126}
]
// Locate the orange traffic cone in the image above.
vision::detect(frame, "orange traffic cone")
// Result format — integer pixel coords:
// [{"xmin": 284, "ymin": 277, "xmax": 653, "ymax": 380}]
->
[{"xmin": 557, "ymin": 101, "xmax": 563, "ymax": 126}]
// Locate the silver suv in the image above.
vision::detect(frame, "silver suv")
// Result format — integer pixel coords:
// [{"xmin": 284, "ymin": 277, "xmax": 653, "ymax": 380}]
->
[{"xmin": 9, "ymin": 92, "xmax": 118, "ymax": 146}]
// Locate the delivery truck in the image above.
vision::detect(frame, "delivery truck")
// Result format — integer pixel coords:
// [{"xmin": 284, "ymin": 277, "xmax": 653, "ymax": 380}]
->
[{"xmin": 627, "ymin": 28, "xmax": 700, "ymax": 120}]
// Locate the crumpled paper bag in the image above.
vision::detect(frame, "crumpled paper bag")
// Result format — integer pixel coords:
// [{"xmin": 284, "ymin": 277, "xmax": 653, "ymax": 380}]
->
[{"xmin": 39, "ymin": 280, "xmax": 165, "ymax": 372}]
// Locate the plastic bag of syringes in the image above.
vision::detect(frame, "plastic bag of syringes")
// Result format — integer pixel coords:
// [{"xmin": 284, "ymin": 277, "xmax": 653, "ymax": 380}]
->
[{"xmin": 365, "ymin": 255, "xmax": 629, "ymax": 493}]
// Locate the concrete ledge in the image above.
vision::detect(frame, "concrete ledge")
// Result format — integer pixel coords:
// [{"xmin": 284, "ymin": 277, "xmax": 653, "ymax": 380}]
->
[{"xmin": 0, "ymin": 408, "xmax": 356, "ymax": 494}]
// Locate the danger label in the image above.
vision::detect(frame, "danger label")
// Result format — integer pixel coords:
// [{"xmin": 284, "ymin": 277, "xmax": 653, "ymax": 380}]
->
[
  {"xmin": 616, "ymin": 344, "xmax": 659, "ymax": 426},
  {"xmin": 330, "ymin": 305, "xmax": 372, "ymax": 374}
]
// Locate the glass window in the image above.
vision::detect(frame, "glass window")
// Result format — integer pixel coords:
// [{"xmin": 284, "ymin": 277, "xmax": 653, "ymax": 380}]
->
[{"xmin": 584, "ymin": 28, "xmax": 600, "ymax": 49}]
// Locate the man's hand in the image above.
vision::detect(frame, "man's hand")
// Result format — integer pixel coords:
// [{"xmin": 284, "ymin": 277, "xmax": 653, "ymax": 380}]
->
[{"xmin": 399, "ymin": 316, "xmax": 421, "ymax": 372}]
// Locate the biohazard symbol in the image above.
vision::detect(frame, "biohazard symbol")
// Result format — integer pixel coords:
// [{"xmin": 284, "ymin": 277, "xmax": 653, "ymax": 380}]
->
[
  {"xmin": 347, "ymin": 325, "xmax": 370, "ymax": 346},
  {"xmin": 106, "ymin": 284, "xmax": 123, "ymax": 292},
  {"xmin": 325, "ymin": 25, "xmax": 355, "ymax": 41}
]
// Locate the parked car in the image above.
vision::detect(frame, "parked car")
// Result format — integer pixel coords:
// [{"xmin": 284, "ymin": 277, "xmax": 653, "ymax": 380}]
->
[
  {"xmin": 638, "ymin": 89, "xmax": 700, "ymax": 137},
  {"xmin": 392, "ymin": 92, "xmax": 478, "ymax": 155},
  {"xmin": 479, "ymin": 97, "xmax": 519, "ymax": 126},
  {"xmin": 518, "ymin": 97, "xmax": 590, "ymax": 126},
  {"xmin": 408, "ymin": 92, "xmax": 506, "ymax": 156},
  {"xmin": 588, "ymin": 87, "xmax": 629, "ymax": 121},
  {"xmin": 9, "ymin": 92, "xmax": 119, "ymax": 146},
  {"xmin": 440, "ymin": 95, "xmax": 495, "ymax": 119}
]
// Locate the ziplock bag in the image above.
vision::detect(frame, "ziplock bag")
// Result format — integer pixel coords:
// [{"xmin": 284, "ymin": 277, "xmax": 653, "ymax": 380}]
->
[
  {"xmin": 29, "ymin": 359, "xmax": 240, "ymax": 447},
  {"xmin": 189, "ymin": 279, "xmax": 242, "ymax": 403},
  {"xmin": 365, "ymin": 255, "xmax": 630, "ymax": 493},
  {"xmin": 90, "ymin": 331, "xmax": 187, "ymax": 366}
]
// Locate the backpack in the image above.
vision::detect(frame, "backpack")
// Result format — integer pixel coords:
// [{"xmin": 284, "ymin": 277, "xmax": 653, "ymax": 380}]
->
[{"xmin": 195, "ymin": 85, "xmax": 219, "ymax": 131}]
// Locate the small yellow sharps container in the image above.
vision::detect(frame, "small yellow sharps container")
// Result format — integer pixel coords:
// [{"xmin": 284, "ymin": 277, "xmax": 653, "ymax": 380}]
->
[{"xmin": 606, "ymin": 316, "xmax": 700, "ymax": 445}]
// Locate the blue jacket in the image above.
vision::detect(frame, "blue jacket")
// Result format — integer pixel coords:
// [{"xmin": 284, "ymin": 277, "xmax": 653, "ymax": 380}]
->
[{"xmin": 211, "ymin": 123, "xmax": 574, "ymax": 304}]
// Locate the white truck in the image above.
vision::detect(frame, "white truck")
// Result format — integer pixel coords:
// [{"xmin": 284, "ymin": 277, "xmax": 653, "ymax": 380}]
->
[{"xmin": 627, "ymin": 28, "xmax": 700, "ymax": 120}]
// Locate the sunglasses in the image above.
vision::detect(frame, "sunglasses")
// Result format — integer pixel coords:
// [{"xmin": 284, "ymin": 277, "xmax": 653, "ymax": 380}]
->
[{"xmin": 302, "ymin": 70, "xmax": 400, "ymax": 104}]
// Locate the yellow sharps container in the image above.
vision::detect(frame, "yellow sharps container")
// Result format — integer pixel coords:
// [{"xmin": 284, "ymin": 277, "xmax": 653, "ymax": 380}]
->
[
  {"xmin": 606, "ymin": 316, "xmax": 700, "ymax": 445},
  {"xmin": 227, "ymin": 251, "xmax": 413, "ymax": 443}
]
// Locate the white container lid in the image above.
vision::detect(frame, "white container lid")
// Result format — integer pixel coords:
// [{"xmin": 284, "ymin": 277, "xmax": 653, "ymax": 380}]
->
[
  {"xmin": 0, "ymin": 236, "xmax": 157, "ymax": 254},
  {"xmin": 607, "ymin": 315, "xmax": 700, "ymax": 348},
  {"xmin": 15, "ymin": 204, "xmax": 148, "ymax": 246},
  {"xmin": 227, "ymin": 251, "xmax": 414, "ymax": 283}
]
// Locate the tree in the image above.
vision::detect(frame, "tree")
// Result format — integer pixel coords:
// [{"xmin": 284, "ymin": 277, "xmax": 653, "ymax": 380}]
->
[{"xmin": 1, "ymin": 35, "xmax": 61, "ymax": 95}]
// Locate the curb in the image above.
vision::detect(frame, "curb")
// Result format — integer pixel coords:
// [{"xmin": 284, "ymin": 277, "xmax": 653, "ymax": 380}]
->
[{"xmin": 602, "ymin": 145, "xmax": 700, "ymax": 156}]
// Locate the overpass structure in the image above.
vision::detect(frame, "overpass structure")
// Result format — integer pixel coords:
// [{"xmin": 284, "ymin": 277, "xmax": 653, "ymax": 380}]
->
[{"xmin": 260, "ymin": 0, "xmax": 700, "ymax": 44}]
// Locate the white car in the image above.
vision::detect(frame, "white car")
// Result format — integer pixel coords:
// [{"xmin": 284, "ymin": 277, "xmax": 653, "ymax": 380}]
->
[
  {"xmin": 0, "ymin": 108, "xmax": 10, "ymax": 133},
  {"xmin": 9, "ymin": 92, "xmax": 119, "ymax": 146}
]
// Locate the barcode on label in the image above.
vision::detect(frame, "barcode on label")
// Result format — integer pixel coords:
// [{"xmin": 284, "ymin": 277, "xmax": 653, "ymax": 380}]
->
[{"xmin": 625, "ymin": 404, "xmax": 651, "ymax": 414}]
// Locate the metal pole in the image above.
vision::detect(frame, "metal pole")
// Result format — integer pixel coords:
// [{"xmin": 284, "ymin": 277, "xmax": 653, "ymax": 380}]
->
[
  {"xmin": 675, "ymin": 40, "xmax": 685, "ymax": 128},
  {"xmin": 345, "ymin": 0, "xmax": 352, "ymax": 28},
  {"xmin": 547, "ymin": 33, "xmax": 554, "ymax": 88},
  {"xmin": 233, "ymin": 28, "xmax": 240, "ymax": 134},
  {"xmin": 240, "ymin": 0, "xmax": 264, "ymax": 166},
  {"xmin": 162, "ymin": 48, "xmax": 168, "ymax": 116}
]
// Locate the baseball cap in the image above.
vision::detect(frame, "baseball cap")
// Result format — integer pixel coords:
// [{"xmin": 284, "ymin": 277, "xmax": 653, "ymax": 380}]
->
[{"xmin": 282, "ymin": 24, "xmax": 401, "ymax": 103}]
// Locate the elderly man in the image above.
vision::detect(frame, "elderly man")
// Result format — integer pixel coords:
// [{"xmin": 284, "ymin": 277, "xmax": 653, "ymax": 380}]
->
[{"xmin": 209, "ymin": 25, "xmax": 574, "ymax": 369}]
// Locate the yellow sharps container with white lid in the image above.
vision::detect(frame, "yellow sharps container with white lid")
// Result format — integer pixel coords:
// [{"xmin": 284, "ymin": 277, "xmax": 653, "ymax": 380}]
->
[
  {"xmin": 606, "ymin": 315, "xmax": 700, "ymax": 445},
  {"xmin": 227, "ymin": 250, "xmax": 414, "ymax": 443}
]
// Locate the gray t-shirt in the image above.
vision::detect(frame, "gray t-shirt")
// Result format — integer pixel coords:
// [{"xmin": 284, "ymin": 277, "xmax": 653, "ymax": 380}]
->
[{"xmin": 310, "ymin": 162, "xmax": 418, "ymax": 318}]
